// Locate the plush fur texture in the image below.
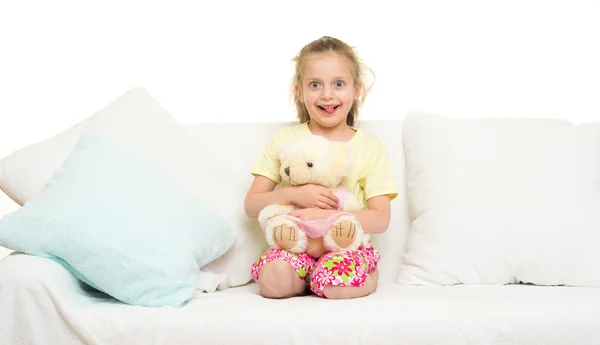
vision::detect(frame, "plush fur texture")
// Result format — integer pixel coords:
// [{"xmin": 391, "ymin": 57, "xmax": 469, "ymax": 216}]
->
[
  {"xmin": 258, "ymin": 135, "xmax": 367, "ymax": 253},
  {"xmin": 278, "ymin": 135, "xmax": 353, "ymax": 189}
]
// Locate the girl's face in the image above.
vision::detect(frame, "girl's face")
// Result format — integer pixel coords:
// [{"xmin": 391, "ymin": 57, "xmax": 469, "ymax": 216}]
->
[{"xmin": 296, "ymin": 51, "xmax": 360, "ymax": 130}]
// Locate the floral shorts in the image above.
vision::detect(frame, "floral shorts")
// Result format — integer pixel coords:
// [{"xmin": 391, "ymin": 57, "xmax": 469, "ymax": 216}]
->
[{"xmin": 251, "ymin": 243, "xmax": 380, "ymax": 297}]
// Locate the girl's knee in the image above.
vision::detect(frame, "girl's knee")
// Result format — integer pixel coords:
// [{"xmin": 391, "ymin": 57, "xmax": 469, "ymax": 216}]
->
[
  {"xmin": 322, "ymin": 269, "xmax": 378, "ymax": 300},
  {"xmin": 257, "ymin": 260, "xmax": 305, "ymax": 299},
  {"xmin": 309, "ymin": 250, "xmax": 376, "ymax": 298}
]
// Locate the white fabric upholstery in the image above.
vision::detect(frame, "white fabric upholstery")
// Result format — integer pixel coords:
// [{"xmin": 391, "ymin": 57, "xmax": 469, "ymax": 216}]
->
[
  {"xmin": 0, "ymin": 195, "xmax": 17, "ymax": 258},
  {"xmin": 2, "ymin": 253, "xmax": 600, "ymax": 345},
  {"xmin": 399, "ymin": 112, "xmax": 600, "ymax": 287},
  {"xmin": 2, "ymin": 101, "xmax": 600, "ymax": 344}
]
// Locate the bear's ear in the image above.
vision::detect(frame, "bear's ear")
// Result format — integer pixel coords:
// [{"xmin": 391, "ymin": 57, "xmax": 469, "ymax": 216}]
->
[
  {"xmin": 277, "ymin": 137, "xmax": 297, "ymax": 162},
  {"xmin": 328, "ymin": 142, "xmax": 354, "ymax": 178}
]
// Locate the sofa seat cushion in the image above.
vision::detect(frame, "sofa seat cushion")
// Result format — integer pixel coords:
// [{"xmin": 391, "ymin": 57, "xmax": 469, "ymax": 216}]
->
[{"xmin": 2, "ymin": 253, "xmax": 600, "ymax": 345}]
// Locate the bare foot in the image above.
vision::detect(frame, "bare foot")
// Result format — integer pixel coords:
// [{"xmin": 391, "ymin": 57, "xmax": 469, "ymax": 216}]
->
[
  {"xmin": 272, "ymin": 223, "xmax": 298, "ymax": 251},
  {"xmin": 330, "ymin": 220, "xmax": 357, "ymax": 249}
]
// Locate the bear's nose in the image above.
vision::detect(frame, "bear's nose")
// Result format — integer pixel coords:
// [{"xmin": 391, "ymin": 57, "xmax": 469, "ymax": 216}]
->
[{"xmin": 284, "ymin": 167, "xmax": 290, "ymax": 176}]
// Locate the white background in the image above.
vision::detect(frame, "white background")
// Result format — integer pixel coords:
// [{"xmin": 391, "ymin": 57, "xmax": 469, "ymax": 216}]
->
[{"xmin": 1, "ymin": 0, "xmax": 599, "ymax": 155}]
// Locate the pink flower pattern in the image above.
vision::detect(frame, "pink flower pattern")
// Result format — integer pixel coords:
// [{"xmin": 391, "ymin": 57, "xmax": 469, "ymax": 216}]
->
[
  {"xmin": 309, "ymin": 244, "xmax": 380, "ymax": 297},
  {"xmin": 251, "ymin": 249, "xmax": 316, "ymax": 281},
  {"xmin": 251, "ymin": 243, "xmax": 380, "ymax": 298},
  {"xmin": 314, "ymin": 268, "xmax": 336, "ymax": 287}
]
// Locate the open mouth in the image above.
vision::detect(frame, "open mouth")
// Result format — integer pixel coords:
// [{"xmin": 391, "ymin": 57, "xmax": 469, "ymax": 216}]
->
[{"xmin": 318, "ymin": 105, "xmax": 339, "ymax": 114}]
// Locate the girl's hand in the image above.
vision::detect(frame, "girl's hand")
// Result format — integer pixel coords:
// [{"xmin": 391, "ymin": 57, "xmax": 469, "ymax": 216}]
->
[
  {"xmin": 288, "ymin": 208, "xmax": 336, "ymax": 220},
  {"xmin": 291, "ymin": 184, "xmax": 339, "ymax": 210}
]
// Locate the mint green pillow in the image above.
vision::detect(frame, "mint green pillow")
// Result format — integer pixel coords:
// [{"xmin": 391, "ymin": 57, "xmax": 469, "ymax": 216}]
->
[{"xmin": 0, "ymin": 131, "xmax": 236, "ymax": 307}]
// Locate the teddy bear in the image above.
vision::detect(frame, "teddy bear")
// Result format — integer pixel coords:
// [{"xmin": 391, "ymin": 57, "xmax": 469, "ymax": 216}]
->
[{"xmin": 257, "ymin": 134, "xmax": 369, "ymax": 254}]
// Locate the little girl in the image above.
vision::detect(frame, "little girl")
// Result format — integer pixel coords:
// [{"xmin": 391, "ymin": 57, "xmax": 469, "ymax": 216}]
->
[{"xmin": 244, "ymin": 36, "xmax": 398, "ymax": 299}]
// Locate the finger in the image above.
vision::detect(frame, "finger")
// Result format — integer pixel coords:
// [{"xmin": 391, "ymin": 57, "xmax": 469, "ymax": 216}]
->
[
  {"xmin": 320, "ymin": 195, "xmax": 338, "ymax": 209},
  {"xmin": 323, "ymin": 190, "xmax": 340, "ymax": 204},
  {"xmin": 317, "ymin": 201, "xmax": 334, "ymax": 209},
  {"xmin": 289, "ymin": 211, "xmax": 304, "ymax": 219}
]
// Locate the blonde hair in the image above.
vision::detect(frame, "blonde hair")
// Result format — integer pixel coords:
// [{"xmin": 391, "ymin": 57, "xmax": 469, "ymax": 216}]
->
[{"xmin": 291, "ymin": 36, "xmax": 374, "ymax": 127}]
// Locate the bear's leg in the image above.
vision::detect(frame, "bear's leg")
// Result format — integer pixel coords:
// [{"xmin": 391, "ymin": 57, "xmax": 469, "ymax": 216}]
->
[
  {"xmin": 258, "ymin": 204, "xmax": 296, "ymax": 225},
  {"xmin": 323, "ymin": 215, "xmax": 364, "ymax": 252},
  {"xmin": 265, "ymin": 216, "xmax": 308, "ymax": 253}
]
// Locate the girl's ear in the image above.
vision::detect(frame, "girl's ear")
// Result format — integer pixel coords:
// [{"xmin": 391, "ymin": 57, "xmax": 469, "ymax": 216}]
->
[
  {"xmin": 354, "ymin": 82, "xmax": 362, "ymax": 101},
  {"xmin": 294, "ymin": 84, "xmax": 303, "ymax": 103}
]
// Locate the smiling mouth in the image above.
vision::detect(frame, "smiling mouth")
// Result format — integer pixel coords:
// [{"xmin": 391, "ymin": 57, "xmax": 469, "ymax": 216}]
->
[{"xmin": 318, "ymin": 105, "xmax": 339, "ymax": 114}]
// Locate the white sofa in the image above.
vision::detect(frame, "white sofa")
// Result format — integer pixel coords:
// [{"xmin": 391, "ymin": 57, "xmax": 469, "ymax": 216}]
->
[{"xmin": 1, "ymin": 91, "xmax": 600, "ymax": 345}]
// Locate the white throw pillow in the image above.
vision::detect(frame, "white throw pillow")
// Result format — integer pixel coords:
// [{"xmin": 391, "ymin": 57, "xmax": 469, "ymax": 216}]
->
[
  {"xmin": 398, "ymin": 112, "xmax": 600, "ymax": 287},
  {"xmin": 0, "ymin": 87, "xmax": 262, "ymax": 291},
  {"xmin": 0, "ymin": 193, "xmax": 18, "ymax": 261}
]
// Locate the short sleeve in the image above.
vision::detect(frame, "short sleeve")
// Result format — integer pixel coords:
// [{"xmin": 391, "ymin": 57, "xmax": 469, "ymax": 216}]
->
[
  {"xmin": 250, "ymin": 132, "xmax": 282, "ymax": 184},
  {"xmin": 363, "ymin": 139, "xmax": 399, "ymax": 201}
]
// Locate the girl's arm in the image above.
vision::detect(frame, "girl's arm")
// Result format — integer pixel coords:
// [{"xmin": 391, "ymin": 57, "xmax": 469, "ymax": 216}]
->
[
  {"xmin": 346, "ymin": 195, "xmax": 391, "ymax": 234},
  {"xmin": 244, "ymin": 176, "xmax": 341, "ymax": 219},
  {"xmin": 288, "ymin": 195, "xmax": 392, "ymax": 234},
  {"xmin": 244, "ymin": 176, "xmax": 293, "ymax": 219}
]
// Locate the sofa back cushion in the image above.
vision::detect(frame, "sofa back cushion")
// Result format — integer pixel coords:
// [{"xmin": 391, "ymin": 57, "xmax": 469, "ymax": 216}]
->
[
  {"xmin": 399, "ymin": 112, "xmax": 600, "ymax": 287},
  {"xmin": 186, "ymin": 119, "xmax": 411, "ymax": 284}
]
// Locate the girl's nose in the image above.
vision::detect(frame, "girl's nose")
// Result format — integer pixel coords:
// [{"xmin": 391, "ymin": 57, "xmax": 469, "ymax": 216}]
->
[{"xmin": 321, "ymin": 87, "xmax": 333, "ymax": 100}]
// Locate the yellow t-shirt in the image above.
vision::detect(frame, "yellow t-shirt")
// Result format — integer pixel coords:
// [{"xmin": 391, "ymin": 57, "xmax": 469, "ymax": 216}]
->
[{"xmin": 251, "ymin": 122, "xmax": 398, "ymax": 209}]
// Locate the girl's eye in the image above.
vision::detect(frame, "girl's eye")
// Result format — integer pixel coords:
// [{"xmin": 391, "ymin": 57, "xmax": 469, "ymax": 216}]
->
[
  {"xmin": 309, "ymin": 82, "xmax": 320, "ymax": 88},
  {"xmin": 307, "ymin": 162, "xmax": 313, "ymax": 168},
  {"xmin": 335, "ymin": 81, "xmax": 344, "ymax": 87}
]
